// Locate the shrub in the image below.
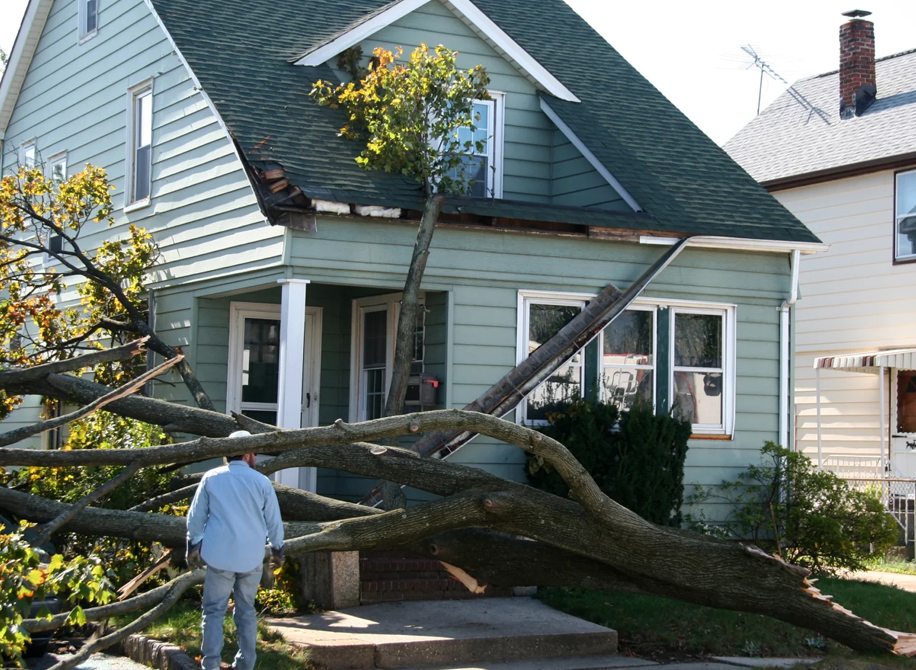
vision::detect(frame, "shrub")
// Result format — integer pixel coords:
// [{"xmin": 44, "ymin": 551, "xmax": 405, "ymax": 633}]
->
[
  {"xmin": 690, "ymin": 442, "xmax": 898, "ymax": 574},
  {"xmin": 526, "ymin": 398, "xmax": 691, "ymax": 526}
]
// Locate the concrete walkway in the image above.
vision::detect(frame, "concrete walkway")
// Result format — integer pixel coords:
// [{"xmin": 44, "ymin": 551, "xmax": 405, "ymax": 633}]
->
[{"xmin": 843, "ymin": 569, "xmax": 916, "ymax": 593}]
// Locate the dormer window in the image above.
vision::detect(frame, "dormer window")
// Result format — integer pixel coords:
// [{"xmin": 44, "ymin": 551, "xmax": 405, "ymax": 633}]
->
[
  {"xmin": 452, "ymin": 93, "xmax": 504, "ymax": 198},
  {"xmin": 79, "ymin": 0, "xmax": 99, "ymax": 42}
]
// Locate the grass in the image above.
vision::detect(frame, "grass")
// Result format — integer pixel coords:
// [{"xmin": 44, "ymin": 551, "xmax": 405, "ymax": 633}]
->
[
  {"xmin": 540, "ymin": 576, "xmax": 916, "ymax": 666},
  {"xmin": 115, "ymin": 598, "xmax": 312, "ymax": 670},
  {"xmin": 866, "ymin": 559, "xmax": 916, "ymax": 576}
]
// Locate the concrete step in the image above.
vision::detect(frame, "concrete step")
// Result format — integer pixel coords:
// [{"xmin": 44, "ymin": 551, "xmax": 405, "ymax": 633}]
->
[{"xmin": 265, "ymin": 597, "xmax": 619, "ymax": 670}]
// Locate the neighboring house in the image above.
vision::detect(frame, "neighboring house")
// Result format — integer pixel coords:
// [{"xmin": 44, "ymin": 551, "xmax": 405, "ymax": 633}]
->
[
  {"xmin": 0, "ymin": 0, "xmax": 820, "ymax": 515},
  {"xmin": 726, "ymin": 11, "xmax": 916, "ymax": 480}
]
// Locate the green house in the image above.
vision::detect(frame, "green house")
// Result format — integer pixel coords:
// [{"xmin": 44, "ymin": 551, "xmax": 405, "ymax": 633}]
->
[{"xmin": 0, "ymin": 0, "xmax": 821, "ymax": 515}]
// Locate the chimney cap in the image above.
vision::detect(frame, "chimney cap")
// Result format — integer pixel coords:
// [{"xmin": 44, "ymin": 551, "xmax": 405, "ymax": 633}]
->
[{"xmin": 841, "ymin": 9, "xmax": 872, "ymax": 18}]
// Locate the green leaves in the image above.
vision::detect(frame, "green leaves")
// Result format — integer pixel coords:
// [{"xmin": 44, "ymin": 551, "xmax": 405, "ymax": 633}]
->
[
  {"xmin": 311, "ymin": 43, "xmax": 490, "ymax": 195},
  {"xmin": 0, "ymin": 521, "xmax": 115, "ymax": 665}
]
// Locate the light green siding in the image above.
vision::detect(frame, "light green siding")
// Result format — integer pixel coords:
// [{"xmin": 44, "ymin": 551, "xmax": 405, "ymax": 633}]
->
[
  {"xmin": 551, "ymin": 130, "xmax": 628, "ymax": 210},
  {"xmin": 280, "ymin": 215, "xmax": 788, "ymax": 513},
  {"xmin": 1, "ymin": 0, "xmax": 279, "ymax": 290}
]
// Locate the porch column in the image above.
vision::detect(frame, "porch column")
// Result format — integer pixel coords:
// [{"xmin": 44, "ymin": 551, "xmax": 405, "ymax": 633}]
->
[
  {"xmin": 277, "ymin": 278, "xmax": 311, "ymax": 490},
  {"xmin": 816, "ymin": 365, "xmax": 823, "ymax": 470},
  {"xmin": 879, "ymin": 366, "xmax": 887, "ymax": 476}
]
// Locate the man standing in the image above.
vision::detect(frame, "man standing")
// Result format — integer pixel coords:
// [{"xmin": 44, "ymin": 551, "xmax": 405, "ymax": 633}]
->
[{"xmin": 186, "ymin": 432, "xmax": 284, "ymax": 670}]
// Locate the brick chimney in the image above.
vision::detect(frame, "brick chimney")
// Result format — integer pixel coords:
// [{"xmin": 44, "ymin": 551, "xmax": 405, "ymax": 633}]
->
[{"xmin": 839, "ymin": 9, "xmax": 876, "ymax": 118}]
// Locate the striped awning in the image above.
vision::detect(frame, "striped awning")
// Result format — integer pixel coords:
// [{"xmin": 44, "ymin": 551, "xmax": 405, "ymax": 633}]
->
[{"xmin": 814, "ymin": 348, "xmax": 916, "ymax": 374}]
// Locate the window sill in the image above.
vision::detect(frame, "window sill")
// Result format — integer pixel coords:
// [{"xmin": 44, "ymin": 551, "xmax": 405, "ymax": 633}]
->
[
  {"xmin": 893, "ymin": 254, "xmax": 916, "ymax": 265},
  {"xmin": 689, "ymin": 433, "xmax": 733, "ymax": 441},
  {"xmin": 124, "ymin": 198, "xmax": 151, "ymax": 214},
  {"xmin": 78, "ymin": 30, "xmax": 98, "ymax": 45}
]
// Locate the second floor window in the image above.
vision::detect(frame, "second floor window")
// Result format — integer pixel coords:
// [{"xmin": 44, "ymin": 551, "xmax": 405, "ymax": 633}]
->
[
  {"xmin": 449, "ymin": 95, "xmax": 504, "ymax": 198},
  {"xmin": 79, "ymin": 0, "xmax": 99, "ymax": 41},
  {"xmin": 19, "ymin": 140, "xmax": 36, "ymax": 168},
  {"xmin": 128, "ymin": 83, "xmax": 153, "ymax": 206},
  {"xmin": 896, "ymin": 169, "xmax": 916, "ymax": 262}
]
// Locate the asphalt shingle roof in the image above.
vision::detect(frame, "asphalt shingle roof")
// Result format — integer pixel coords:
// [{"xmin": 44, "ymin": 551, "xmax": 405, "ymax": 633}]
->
[
  {"xmin": 150, "ymin": 0, "xmax": 819, "ymax": 244},
  {"xmin": 725, "ymin": 49, "xmax": 916, "ymax": 185}
]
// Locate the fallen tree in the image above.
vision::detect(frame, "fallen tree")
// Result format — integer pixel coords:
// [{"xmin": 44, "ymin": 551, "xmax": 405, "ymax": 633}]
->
[{"xmin": 4, "ymin": 387, "xmax": 916, "ymax": 657}]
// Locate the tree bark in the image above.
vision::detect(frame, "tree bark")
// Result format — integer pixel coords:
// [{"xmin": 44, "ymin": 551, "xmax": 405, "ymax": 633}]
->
[{"xmin": 0, "ymin": 337, "xmax": 148, "ymax": 389}]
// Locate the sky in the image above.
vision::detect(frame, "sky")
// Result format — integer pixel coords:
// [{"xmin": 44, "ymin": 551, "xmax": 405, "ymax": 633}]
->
[{"xmin": 2, "ymin": 0, "xmax": 916, "ymax": 145}]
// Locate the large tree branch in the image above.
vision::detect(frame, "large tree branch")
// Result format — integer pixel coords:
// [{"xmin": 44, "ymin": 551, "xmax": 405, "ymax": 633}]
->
[
  {"xmin": 31, "ymin": 462, "xmax": 141, "ymax": 547},
  {"xmin": 0, "ymin": 355, "xmax": 182, "ymax": 448},
  {"xmin": 0, "ymin": 337, "xmax": 148, "ymax": 389}
]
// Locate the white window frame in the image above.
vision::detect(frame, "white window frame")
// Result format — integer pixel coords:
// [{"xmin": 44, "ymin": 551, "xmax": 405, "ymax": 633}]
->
[
  {"xmin": 669, "ymin": 302, "xmax": 737, "ymax": 437},
  {"xmin": 894, "ymin": 168, "xmax": 916, "ymax": 262},
  {"xmin": 468, "ymin": 93, "xmax": 504, "ymax": 198},
  {"xmin": 47, "ymin": 151, "xmax": 67, "ymax": 183},
  {"xmin": 516, "ymin": 289, "xmax": 591, "ymax": 425},
  {"xmin": 226, "ymin": 302, "xmax": 323, "ymax": 429},
  {"xmin": 349, "ymin": 292, "xmax": 425, "ymax": 422},
  {"xmin": 125, "ymin": 80, "xmax": 153, "ymax": 211},
  {"xmin": 599, "ymin": 304, "xmax": 657, "ymax": 412},
  {"xmin": 19, "ymin": 139, "xmax": 36, "ymax": 168},
  {"xmin": 78, "ymin": 0, "xmax": 99, "ymax": 43}
]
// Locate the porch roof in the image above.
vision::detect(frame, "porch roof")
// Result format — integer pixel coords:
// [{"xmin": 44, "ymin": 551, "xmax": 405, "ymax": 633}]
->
[{"xmin": 814, "ymin": 348, "xmax": 916, "ymax": 374}]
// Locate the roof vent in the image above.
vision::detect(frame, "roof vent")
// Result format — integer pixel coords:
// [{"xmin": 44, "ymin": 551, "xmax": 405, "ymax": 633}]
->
[{"xmin": 839, "ymin": 9, "xmax": 876, "ymax": 119}]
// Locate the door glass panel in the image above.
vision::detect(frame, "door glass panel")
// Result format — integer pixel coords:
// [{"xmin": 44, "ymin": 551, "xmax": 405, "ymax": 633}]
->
[
  {"xmin": 898, "ymin": 371, "xmax": 916, "ymax": 433},
  {"xmin": 363, "ymin": 310, "xmax": 387, "ymax": 368},
  {"xmin": 365, "ymin": 368, "xmax": 386, "ymax": 421},
  {"xmin": 241, "ymin": 410, "xmax": 277, "ymax": 426},
  {"xmin": 241, "ymin": 318, "xmax": 280, "ymax": 404}
]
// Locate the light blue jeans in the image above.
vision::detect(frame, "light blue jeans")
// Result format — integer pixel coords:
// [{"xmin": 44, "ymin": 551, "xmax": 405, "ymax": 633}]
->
[{"xmin": 201, "ymin": 564, "xmax": 262, "ymax": 670}]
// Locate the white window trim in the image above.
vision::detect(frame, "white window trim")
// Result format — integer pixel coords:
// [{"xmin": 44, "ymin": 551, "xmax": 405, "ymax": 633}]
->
[
  {"xmin": 348, "ymin": 292, "xmax": 425, "ymax": 422},
  {"xmin": 516, "ymin": 289, "xmax": 592, "ymax": 426},
  {"xmin": 668, "ymin": 303, "xmax": 737, "ymax": 437},
  {"xmin": 226, "ymin": 301, "xmax": 323, "ymax": 429},
  {"xmin": 895, "ymin": 168, "xmax": 916, "ymax": 262},
  {"xmin": 78, "ymin": 0, "xmax": 99, "ymax": 43},
  {"xmin": 19, "ymin": 139, "xmax": 36, "ymax": 167},
  {"xmin": 125, "ymin": 79, "xmax": 153, "ymax": 211},
  {"xmin": 599, "ymin": 303, "xmax": 657, "ymax": 412},
  {"xmin": 479, "ymin": 92, "xmax": 504, "ymax": 199}
]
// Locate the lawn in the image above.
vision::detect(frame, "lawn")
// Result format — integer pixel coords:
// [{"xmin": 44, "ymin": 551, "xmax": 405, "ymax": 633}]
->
[{"xmin": 540, "ymin": 576, "xmax": 916, "ymax": 666}]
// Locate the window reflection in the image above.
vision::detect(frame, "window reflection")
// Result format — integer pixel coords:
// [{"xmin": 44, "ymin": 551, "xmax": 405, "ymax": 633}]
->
[{"xmin": 527, "ymin": 303, "xmax": 582, "ymax": 422}]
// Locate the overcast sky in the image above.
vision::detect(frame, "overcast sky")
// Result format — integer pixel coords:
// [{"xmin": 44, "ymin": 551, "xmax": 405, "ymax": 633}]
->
[{"xmin": 2, "ymin": 0, "xmax": 916, "ymax": 145}]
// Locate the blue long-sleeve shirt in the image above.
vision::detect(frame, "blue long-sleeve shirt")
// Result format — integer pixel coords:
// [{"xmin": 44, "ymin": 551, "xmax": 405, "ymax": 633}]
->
[{"xmin": 186, "ymin": 460, "xmax": 284, "ymax": 573}]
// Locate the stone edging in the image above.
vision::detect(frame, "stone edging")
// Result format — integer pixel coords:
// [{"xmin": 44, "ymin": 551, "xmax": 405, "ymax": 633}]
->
[{"xmin": 118, "ymin": 632, "xmax": 197, "ymax": 670}]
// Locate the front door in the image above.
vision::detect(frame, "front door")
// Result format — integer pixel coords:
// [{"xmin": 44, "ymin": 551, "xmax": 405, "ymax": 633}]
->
[{"xmin": 227, "ymin": 302, "xmax": 322, "ymax": 487}]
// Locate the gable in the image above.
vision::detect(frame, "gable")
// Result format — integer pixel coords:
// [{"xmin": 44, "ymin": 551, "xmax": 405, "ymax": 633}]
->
[{"xmin": 296, "ymin": 0, "xmax": 579, "ymax": 103}]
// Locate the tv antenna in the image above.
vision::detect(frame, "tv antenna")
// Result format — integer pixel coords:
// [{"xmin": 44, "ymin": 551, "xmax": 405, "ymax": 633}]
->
[{"xmin": 741, "ymin": 45, "xmax": 789, "ymax": 115}]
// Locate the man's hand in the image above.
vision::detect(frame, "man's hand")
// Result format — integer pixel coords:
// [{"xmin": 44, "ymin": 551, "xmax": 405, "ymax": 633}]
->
[
  {"xmin": 186, "ymin": 540, "xmax": 203, "ymax": 569},
  {"xmin": 269, "ymin": 546, "xmax": 285, "ymax": 571}
]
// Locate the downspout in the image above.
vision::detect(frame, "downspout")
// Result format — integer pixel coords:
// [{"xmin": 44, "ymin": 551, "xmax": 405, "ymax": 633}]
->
[{"xmin": 779, "ymin": 250, "xmax": 801, "ymax": 450}]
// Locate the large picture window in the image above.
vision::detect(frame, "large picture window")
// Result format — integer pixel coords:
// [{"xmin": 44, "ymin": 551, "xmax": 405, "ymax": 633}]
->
[{"xmin": 896, "ymin": 169, "xmax": 916, "ymax": 262}]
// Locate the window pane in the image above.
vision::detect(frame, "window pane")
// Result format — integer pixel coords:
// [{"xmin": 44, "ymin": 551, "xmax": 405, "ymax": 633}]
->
[
  {"xmin": 527, "ymin": 360, "xmax": 581, "ymax": 422},
  {"xmin": 241, "ymin": 318, "xmax": 279, "ymax": 404},
  {"xmin": 529, "ymin": 304, "xmax": 580, "ymax": 354},
  {"xmin": 675, "ymin": 313, "xmax": 722, "ymax": 368},
  {"xmin": 365, "ymin": 368, "xmax": 386, "ymax": 420},
  {"xmin": 673, "ymin": 371, "xmax": 723, "ymax": 426},
  {"xmin": 86, "ymin": 0, "xmax": 98, "ymax": 33},
  {"xmin": 603, "ymin": 310, "xmax": 653, "ymax": 366},
  {"xmin": 23, "ymin": 144, "xmax": 35, "ymax": 167},
  {"xmin": 898, "ymin": 172, "xmax": 916, "ymax": 219},
  {"xmin": 602, "ymin": 367, "xmax": 653, "ymax": 412},
  {"xmin": 473, "ymin": 102, "xmax": 489, "ymax": 145},
  {"xmin": 134, "ymin": 145, "xmax": 151, "ymax": 201},
  {"xmin": 898, "ymin": 371, "xmax": 916, "ymax": 433},
  {"xmin": 242, "ymin": 410, "xmax": 276, "ymax": 426},
  {"xmin": 411, "ymin": 305, "xmax": 425, "ymax": 376},
  {"xmin": 138, "ymin": 92, "xmax": 152, "ymax": 147},
  {"xmin": 363, "ymin": 309, "xmax": 387, "ymax": 368},
  {"xmin": 51, "ymin": 160, "xmax": 66, "ymax": 182}
]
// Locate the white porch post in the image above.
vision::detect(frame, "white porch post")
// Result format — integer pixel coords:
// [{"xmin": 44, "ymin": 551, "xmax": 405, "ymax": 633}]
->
[
  {"xmin": 816, "ymin": 365, "xmax": 823, "ymax": 470},
  {"xmin": 277, "ymin": 278, "xmax": 311, "ymax": 490},
  {"xmin": 879, "ymin": 365, "xmax": 887, "ymax": 476}
]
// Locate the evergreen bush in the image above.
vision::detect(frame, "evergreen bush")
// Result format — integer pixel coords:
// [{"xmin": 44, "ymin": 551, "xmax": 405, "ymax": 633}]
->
[{"xmin": 526, "ymin": 398, "xmax": 691, "ymax": 526}]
